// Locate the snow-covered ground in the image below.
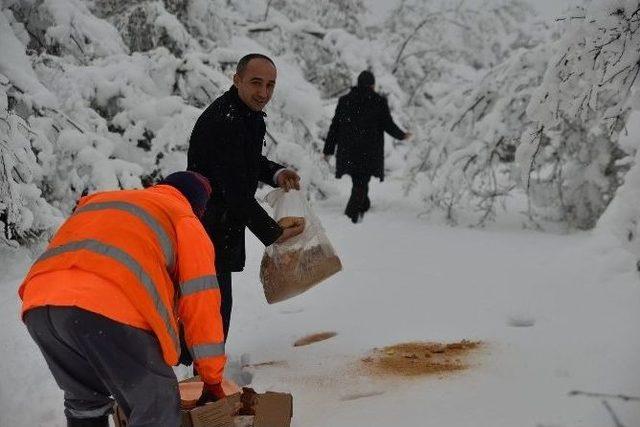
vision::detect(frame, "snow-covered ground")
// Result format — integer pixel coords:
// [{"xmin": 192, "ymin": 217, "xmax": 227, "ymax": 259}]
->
[{"xmin": 1, "ymin": 179, "xmax": 639, "ymax": 427}]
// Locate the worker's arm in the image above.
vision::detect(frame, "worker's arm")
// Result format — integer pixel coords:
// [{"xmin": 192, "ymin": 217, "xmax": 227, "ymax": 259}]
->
[{"xmin": 175, "ymin": 216, "xmax": 226, "ymax": 388}]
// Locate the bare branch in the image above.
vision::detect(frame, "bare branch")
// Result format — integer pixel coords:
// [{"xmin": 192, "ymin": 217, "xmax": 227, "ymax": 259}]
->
[
  {"xmin": 524, "ymin": 125, "xmax": 544, "ymax": 192},
  {"xmin": 302, "ymin": 30, "xmax": 325, "ymax": 39},
  {"xmin": 248, "ymin": 26, "xmax": 276, "ymax": 34},
  {"xmin": 624, "ymin": 62, "xmax": 640, "ymax": 97},
  {"xmin": 398, "ymin": 48, "xmax": 441, "ymax": 63},
  {"xmin": 602, "ymin": 400, "xmax": 626, "ymax": 427},
  {"xmin": 450, "ymin": 95, "xmax": 486, "ymax": 131},
  {"xmin": 392, "ymin": 13, "xmax": 442, "ymax": 74},
  {"xmin": 555, "ymin": 16, "xmax": 587, "ymax": 22},
  {"xmin": 263, "ymin": 0, "xmax": 273, "ymax": 21},
  {"xmin": 568, "ymin": 390, "xmax": 640, "ymax": 402},
  {"xmin": 600, "ymin": 63, "xmax": 632, "ymax": 85}
]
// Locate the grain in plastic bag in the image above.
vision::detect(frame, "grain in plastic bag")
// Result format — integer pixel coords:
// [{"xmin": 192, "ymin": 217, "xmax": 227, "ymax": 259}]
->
[{"xmin": 260, "ymin": 189, "xmax": 342, "ymax": 304}]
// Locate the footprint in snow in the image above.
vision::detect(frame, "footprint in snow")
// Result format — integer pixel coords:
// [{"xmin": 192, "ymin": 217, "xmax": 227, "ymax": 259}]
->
[
  {"xmin": 507, "ymin": 314, "xmax": 536, "ymax": 327},
  {"xmin": 280, "ymin": 308, "xmax": 304, "ymax": 315},
  {"xmin": 293, "ymin": 331, "xmax": 337, "ymax": 347},
  {"xmin": 340, "ymin": 391, "xmax": 385, "ymax": 401}
]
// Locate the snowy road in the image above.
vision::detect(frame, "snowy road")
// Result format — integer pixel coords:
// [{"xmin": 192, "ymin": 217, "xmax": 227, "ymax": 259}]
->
[
  {"xmin": 2, "ymin": 181, "xmax": 639, "ymax": 426},
  {"xmin": 233, "ymin": 181, "xmax": 640, "ymax": 427}
]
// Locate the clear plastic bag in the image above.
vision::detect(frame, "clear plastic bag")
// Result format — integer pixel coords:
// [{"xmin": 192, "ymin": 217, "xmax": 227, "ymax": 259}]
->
[{"xmin": 259, "ymin": 189, "xmax": 342, "ymax": 304}]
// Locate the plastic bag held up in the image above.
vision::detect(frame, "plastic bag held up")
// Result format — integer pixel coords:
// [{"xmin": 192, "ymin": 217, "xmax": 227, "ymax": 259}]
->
[{"xmin": 260, "ymin": 189, "xmax": 342, "ymax": 304}]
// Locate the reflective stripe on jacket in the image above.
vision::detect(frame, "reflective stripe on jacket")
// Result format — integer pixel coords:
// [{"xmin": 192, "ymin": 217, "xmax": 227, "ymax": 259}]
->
[{"xmin": 19, "ymin": 185, "xmax": 226, "ymax": 384}]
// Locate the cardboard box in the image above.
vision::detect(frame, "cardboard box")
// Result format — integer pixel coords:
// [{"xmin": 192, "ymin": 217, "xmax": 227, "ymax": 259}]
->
[
  {"xmin": 251, "ymin": 392, "xmax": 294, "ymax": 427},
  {"xmin": 113, "ymin": 383, "xmax": 292, "ymax": 427}
]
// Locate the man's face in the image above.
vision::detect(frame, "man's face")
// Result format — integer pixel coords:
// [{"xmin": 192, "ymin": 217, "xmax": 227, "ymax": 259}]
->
[{"xmin": 233, "ymin": 58, "xmax": 277, "ymax": 112}]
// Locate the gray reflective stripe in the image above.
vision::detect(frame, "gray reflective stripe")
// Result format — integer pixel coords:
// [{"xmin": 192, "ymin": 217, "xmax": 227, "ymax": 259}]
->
[
  {"xmin": 74, "ymin": 201, "xmax": 175, "ymax": 272},
  {"xmin": 190, "ymin": 342, "xmax": 225, "ymax": 360},
  {"xmin": 66, "ymin": 401, "xmax": 115, "ymax": 418},
  {"xmin": 180, "ymin": 275, "xmax": 219, "ymax": 297},
  {"xmin": 38, "ymin": 239, "xmax": 179, "ymax": 352}
]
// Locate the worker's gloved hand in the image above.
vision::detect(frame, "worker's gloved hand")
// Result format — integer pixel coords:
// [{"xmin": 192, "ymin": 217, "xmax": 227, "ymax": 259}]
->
[{"xmin": 197, "ymin": 382, "xmax": 226, "ymax": 406}]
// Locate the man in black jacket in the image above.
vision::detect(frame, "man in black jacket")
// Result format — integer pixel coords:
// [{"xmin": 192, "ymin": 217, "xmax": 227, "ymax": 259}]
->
[
  {"xmin": 188, "ymin": 53, "xmax": 302, "ymax": 340},
  {"xmin": 324, "ymin": 70, "xmax": 411, "ymax": 223}
]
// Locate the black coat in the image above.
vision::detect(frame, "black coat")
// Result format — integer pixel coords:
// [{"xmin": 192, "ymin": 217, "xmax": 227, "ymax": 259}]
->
[
  {"xmin": 188, "ymin": 86, "xmax": 283, "ymax": 272},
  {"xmin": 323, "ymin": 87, "xmax": 406, "ymax": 181}
]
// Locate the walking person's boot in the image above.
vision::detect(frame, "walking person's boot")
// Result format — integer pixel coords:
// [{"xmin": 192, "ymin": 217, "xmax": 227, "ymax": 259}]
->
[
  {"xmin": 346, "ymin": 190, "xmax": 367, "ymax": 223},
  {"xmin": 345, "ymin": 190, "xmax": 361, "ymax": 223}
]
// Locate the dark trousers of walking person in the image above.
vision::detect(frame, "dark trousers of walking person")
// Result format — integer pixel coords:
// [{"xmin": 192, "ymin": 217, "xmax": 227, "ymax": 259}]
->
[
  {"xmin": 345, "ymin": 174, "xmax": 371, "ymax": 223},
  {"xmin": 217, "ymin": 271, "xmax": 232, "ymax": 340},
  {"xmin": 24, "ymin": 306, "xmax": 180, "ymax": 427}
]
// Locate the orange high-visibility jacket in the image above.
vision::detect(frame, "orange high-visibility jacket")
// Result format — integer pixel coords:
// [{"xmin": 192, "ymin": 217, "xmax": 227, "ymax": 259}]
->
[{"xmin": 19, "ymin": 185, "xmax": 226, "ymax": 384}]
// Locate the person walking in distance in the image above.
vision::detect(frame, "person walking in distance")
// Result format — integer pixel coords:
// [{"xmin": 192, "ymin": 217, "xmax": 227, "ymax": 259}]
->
[{"xmin": 324, "ymin": 70, "xmax": 411, "ymax": 223}]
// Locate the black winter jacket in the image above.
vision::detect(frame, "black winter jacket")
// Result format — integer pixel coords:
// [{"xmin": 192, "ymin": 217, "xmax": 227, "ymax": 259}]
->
[
  {"xmin": 323, "ymin": 87, "xmax": 406, "ymax": 181},
  {"xmin": 188, "ymin": 86, "xmax": 283, "ymax": 272}
]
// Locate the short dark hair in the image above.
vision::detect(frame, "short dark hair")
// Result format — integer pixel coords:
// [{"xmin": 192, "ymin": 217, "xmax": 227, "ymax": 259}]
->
[
  {"xmin": 357, "ymin": 70, "xmax": 375, "ymax": 87},
  {"xmin": 236, "ymin": 53, "xmax": 276, "ymax": 75}
]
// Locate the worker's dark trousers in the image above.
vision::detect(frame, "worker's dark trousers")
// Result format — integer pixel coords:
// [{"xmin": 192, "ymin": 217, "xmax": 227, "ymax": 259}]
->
[
  {"xmin": 24, "ymin": 306, "xmax": 180, "ymax": 427},
  {"xmin": 345, "ymin": 174, "xmax": 371, "ymax": 222}
]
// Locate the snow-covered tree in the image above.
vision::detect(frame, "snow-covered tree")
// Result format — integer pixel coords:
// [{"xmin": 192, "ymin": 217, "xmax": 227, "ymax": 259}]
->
[
  {"xmin": 390, "ymin": 0, "xmax": 551, "ymax": 225},
  {"xmin": 1, "ymin": 0, "xmax": 373, "ymax": 249},
  {"xmin": 402, "ymin": 0, "xmax": 640, "ymax": 233},
  {"xmin": 0, "ymin": 75, "xmax": 62, "ymax": 247},
  {"xmin": 6, "ymin": 0, "xmax": 637, "ymax": 254},
  {"xmin": 519, "ymin": 1, "xmax": 640, "ymax": 230},
  {"xmin": 382, "ymin": 0, "xmax": 538, "ymax": 111},
  {"xmin": 404, "ymin": 38, "xmax": 553, "ymax": 226}
]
